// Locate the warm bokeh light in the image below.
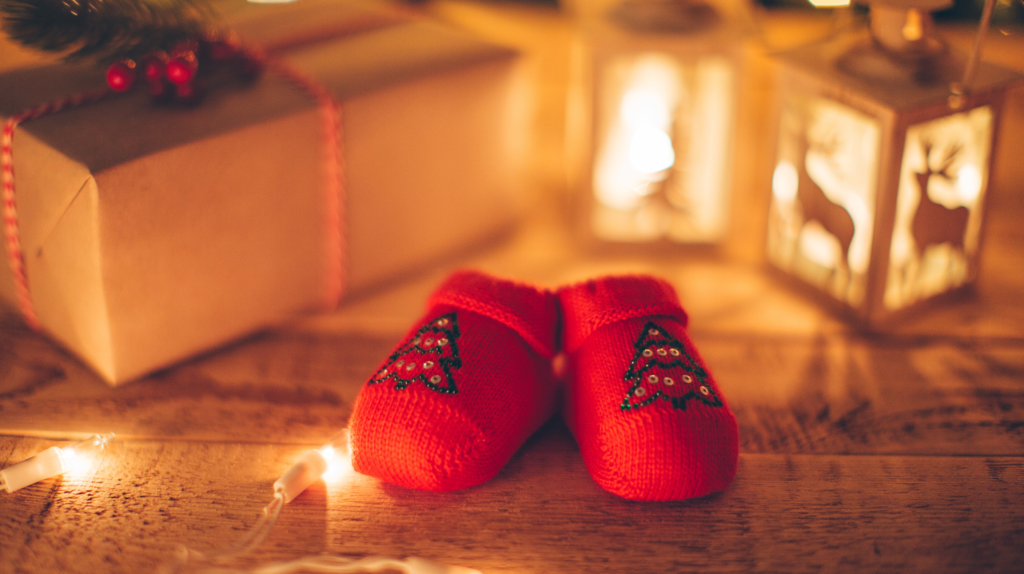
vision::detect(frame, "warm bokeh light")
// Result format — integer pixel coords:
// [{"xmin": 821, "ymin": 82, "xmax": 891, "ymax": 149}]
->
[
  {"xmin": 1, "ymin": 433, "xmax": 113, "ymax": 492},
  {"xmin": 799, "ymin": 223, "xmax": 841, "ymax": 268},
  {"xmin": 594, "ymin": 57, "xmax": 680, "ymax": 212},
  {"xmin": 318, "ymin": 443, "xmax": 353, "ymax": 483},
  {"xmin": 902, "ymin": 9, "xmax": 924, "ymax": 41},
  {"xmin": 322, "ymin": 456, "xmax": 354, "ymax": 484},
  {"xmin": 621, "ymin": 88, "xmax": 672, "ymax": 129},
  {"xmin": 58, "ymin": 447, "xmax": 91, "ymax": 475},
  {"xmin": 808, "ymin": 0, "xmax": 851, "ymax": 7},
  {"xmin": 588, "ymin": 49, "xmax": 735, "ymax": 243},
  {"xmin": 956, "ymin": 164, "xmax": 982, "ymax": 202},
  {"xmin": 320, "ymin": 429, "xmax": 354, "ymax": 484},
  {"xmin": 772, "ymin": 161, "xmax": 799, "ymax": 202},
  {"xmin": 59, "ymin": 433, "xmax": 113, "ymax": 476},
  {"xmin": 629, "ymin": 127, "xmax": 676, "ymax": 174}
]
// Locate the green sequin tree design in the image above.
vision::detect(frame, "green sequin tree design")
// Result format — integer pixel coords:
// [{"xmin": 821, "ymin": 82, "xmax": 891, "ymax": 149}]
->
[
  {"xmin": 370, "ymin": 312, "xmax": 462, "ymax": 394},
  {"xmin": 621, "ymin": 321, "xmax": 722, "ymax": 411}
]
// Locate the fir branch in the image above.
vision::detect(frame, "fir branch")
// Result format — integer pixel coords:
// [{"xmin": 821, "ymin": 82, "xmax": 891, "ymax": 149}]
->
[{"xmin": 1, "ymin": 0, "xmax": 215, "ymax": 63}]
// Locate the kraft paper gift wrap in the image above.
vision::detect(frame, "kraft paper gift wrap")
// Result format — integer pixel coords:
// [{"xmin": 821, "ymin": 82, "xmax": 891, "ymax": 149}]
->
[{"xmin": 0, "ymin": 0, "xmax": 528, "ymax": 384}]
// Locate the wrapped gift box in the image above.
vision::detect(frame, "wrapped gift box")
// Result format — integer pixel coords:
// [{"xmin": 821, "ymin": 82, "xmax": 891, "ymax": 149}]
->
[{"xmin": 0, "ymin": 1, "xmax": 527, "ymax": 384}]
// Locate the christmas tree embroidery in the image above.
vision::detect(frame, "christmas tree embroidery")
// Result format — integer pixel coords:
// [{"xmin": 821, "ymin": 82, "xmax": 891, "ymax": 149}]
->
[
  {"xmin": 621, "ymin": 321, "xmax": 723, "ymax": 411},
  {"xmin": 370, "ymin": 312, "xmax": 463, "ymax": 394}
]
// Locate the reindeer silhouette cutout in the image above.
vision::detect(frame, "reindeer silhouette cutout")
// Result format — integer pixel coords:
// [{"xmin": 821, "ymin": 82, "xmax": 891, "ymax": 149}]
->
[
  {"xmin": 794, "ymin": 128, "xmax": 856, "ymax": 291},
  {"xmin": 907, "ymin": 139, "xmax": 970, "ymax": 286}
]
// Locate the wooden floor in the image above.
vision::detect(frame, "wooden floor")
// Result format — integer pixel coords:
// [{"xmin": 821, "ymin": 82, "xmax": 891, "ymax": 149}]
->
[
  {"xmin": 2, "ymin": 4, "xmax": 1024, "ymax": 574},
  {"xmin": 3, "ymin": 193, "xmax": 1023, "ymax": 573}
]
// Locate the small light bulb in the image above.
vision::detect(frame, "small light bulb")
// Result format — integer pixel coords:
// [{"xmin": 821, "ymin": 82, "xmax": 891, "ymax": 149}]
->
[
  {"xmin": 319, "ymin": 445, "xmax": 335, "ymax": 460},
  {"xmin": 274, "ymin": 429, "xmax": 350, "ymax": 503},
  {"xmin": 956, "ymin": 164, "xmax": 982, "ymax": 203},
  {"xmin": 1, "ymin": 433, "xmax": 114, "ymax": 493}
]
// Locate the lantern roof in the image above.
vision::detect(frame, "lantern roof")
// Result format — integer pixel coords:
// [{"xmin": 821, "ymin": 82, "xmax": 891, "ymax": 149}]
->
[
  {"xmin": 776, "ymin": 29, "xmax": 1022, "ymax": 112},
  {"xmin": 854, "ymin": 0, "xmax": 952, "ymax": 10}
]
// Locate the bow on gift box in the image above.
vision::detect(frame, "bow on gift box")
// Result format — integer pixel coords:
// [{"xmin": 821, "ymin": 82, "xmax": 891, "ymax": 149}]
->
[{"xmin": 1, "ymin": 0, "xmax": 347, "ymax": 330}]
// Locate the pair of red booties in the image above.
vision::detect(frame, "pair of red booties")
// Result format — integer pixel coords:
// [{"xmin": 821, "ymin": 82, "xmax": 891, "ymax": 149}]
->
[{"xmin": 348, "ymin": 271, "xmax": 738, "ymax": 501}]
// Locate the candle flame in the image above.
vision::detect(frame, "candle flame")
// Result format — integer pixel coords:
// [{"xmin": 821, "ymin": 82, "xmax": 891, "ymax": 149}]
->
[{"xmin": 629, "ymin": 127, "xmax": 676, "ymax": 174}]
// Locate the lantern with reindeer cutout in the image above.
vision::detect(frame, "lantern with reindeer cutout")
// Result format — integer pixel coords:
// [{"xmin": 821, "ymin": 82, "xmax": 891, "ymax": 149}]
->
[
  {"xmin": 766, "ymin": 0, "xmax": 1021, "ymax": 324},
  {"xmin": 567, "ymin": 0, "xmax": 749, "ymax": 244}
]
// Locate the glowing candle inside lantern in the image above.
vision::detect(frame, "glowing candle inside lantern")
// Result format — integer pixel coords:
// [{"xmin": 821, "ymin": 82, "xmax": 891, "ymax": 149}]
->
[
  {"xmin": 593, "ymin": 56, "xmax": 680, "ymax": 213},
  {"xmin": 622, "ymin": 87, "xmax": 672, "ymax": 130},
  {"xmin": 956, "ymin": 164, "xmax": 982, "ymax": 202},
  {"xmin": 772, "ymin": 161, "xmax": 799, "ymax": 202},
  {"xmin": 630, "ymin": 127, "xmax": 676, "ymax": 174}
]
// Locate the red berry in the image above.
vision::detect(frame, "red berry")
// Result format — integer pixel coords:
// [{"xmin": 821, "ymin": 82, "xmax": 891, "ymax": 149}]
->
[
  {"xmin": 106, "ymin": 60, "xmax": 137, "ymax": 92},
  {"xmin": 166, "ymin": 56, "xmax": 197, "ymax": 86},
  {"xmin": 166, "ymin": 42, "xmax": 199, "ymax": 86},
  {"xmin": 142, "ymin": 53, "xmax": 168, "ymax": 84}
]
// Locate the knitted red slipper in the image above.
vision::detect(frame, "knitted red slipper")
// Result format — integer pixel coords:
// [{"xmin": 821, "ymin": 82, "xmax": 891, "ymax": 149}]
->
[
  {"xmin": 559, "ymin": 276, "xmax": 738, "ymax": 501},
  {"xmin": 348, "ymin": 270, "xmax": 560, "ymax": 492}
]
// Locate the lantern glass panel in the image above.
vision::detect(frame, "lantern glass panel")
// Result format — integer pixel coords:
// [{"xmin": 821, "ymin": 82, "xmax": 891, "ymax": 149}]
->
[
  {"xmin": 884, "ymin": 106, "xmax": 993, "ymax": 310},
  {"xmin": 768, "ymin": 96, "xmax": 881, "ymax": 306},
  {"xmin": 591, "ymin": 52, "xmax": 735, "ymax": 242},
  {"xmin": 566, "ymin": 0, "xmax": 748, "ymax": 246},
  {"xmin": 763, "ymin": 0, "xmax": 1020, "ymax": 325}
]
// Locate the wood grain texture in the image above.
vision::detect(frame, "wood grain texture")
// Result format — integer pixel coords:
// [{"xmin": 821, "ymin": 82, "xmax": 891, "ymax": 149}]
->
[
  {"xmin": 4, "ymin": 309, "xmax": 1022, "ymax": 455},
  {"xmin": 0, "ymin": 312, "xmax": 374, "ymax": 444},
  {"xmin": 2, "ymin": 431, "xmax": 1023, "ymax": 574}
]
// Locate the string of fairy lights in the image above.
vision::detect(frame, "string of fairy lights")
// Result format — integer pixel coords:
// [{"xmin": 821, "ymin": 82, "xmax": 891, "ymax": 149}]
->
[{"xmin": 0, "ymin": 431, "xmax": 480, "ymax": 574}]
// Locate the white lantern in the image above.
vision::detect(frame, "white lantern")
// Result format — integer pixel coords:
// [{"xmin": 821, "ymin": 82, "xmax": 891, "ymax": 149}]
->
[
  {"xmin": 766, "ymin": 0, "xmax": 1021, "ymax": 324},
  {"xmin": 567, "ymin": 0, "xmax": 749, "ymax": 244}
]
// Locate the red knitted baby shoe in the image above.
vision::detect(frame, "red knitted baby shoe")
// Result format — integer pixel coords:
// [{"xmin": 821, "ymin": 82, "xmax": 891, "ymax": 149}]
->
[
  {"xmin": 559, "ymin": 276, "xmax": 738, "ymax": 501},
  {"xmin": 348, "ymin": 270, "xmax": 560, "ymax": 491}
]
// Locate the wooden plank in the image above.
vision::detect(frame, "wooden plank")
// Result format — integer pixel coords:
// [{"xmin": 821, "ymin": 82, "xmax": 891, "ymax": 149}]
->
[
  {"xmin": 0, "ymin": 311, "xmax": 375, "ymax": 445},
  {"xmin": 711, "ymin": 333, "xmax": 1024, "ymax": 455},
  {"xmin": 1, "ymin": 431, "xmax": 1022, "ymax": 574},
  {"xmin": 3, "ymin": 310, "xmax": 1023, "ymax": 455}
]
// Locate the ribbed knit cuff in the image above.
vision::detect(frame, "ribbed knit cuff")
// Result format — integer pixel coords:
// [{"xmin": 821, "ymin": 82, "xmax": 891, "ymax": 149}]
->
[
  {"xmin": 427, "ymin": 269, "xmax": 559, "ymax": 359},
  {"xmin": 559, "ymin": 275, "xmax": 688, "ymax": 354}
]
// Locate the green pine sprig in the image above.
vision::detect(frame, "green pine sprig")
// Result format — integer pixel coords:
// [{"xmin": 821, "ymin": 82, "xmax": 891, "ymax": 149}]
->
[{"xmin": 1, "ymin": 0, "xmax": 214, "ymax": 63}]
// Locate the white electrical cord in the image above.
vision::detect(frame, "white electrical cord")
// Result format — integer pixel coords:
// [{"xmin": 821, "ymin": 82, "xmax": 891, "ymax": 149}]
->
[
  {"xmin": 2, "ymin": 431, "xmax": 481, "ymax": 573},
  {"xmin": 172, "ymin": 491, "xmax": 286, "ymax": 567},
  {"xmin": 198, "ymin": 555, "xmax": 481, "ymax": 574},
  {"xmin": 164, "ymin": 429, "xmax": 482, "ymax": 574}
]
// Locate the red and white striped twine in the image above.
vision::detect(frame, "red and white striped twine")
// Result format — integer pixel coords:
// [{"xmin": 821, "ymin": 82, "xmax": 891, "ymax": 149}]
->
[
  {"xmin": 2, "ymin": 87, "xmax": 112, "ymax": 330},
  {"xmin": 264, "ymin": 55, "xmax": 346, "ymax": 310},
  {"xmin": 3, "ymin": 46, "xmax": 348, "ymax": 330}
]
